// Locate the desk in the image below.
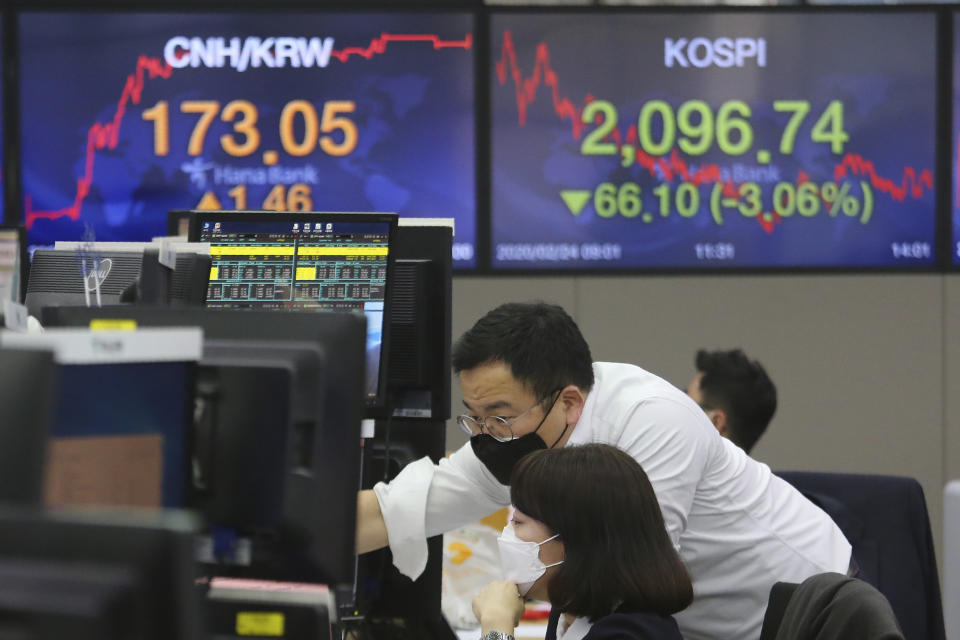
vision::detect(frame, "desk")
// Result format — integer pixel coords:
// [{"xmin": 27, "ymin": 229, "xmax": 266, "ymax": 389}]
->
[
  {"xmin": 206, "ymin": 578, "xmax": 332, "ymax": 640},
  {"xmin": 455, "ymin": 622, "xmax": 549, "ymax": 640}
]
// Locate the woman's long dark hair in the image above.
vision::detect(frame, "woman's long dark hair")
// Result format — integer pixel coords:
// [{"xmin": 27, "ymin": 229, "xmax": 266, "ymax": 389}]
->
[{"xmin": 510, "ymin": 444, "xmax": 693, "ymax": 621}]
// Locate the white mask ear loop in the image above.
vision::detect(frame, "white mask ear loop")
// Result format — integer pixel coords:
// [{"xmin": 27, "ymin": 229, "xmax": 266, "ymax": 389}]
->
[{"xmin": 540, "ymin": 533, "xmax": 563, "ymax": 568}]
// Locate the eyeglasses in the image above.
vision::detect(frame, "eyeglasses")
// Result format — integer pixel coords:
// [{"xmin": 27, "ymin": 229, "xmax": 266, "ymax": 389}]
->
[{"xmin": 457, "ymin": 390, "xmax": 561, "ymax": 443}]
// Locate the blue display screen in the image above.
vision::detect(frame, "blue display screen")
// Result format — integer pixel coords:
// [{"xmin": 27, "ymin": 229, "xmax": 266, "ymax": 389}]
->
[
  {"xmin": 20, "ymin": 12, "xmax": 476, "ymax": 265},
  {"xmin": 51, "ymin": 362, "xmax": 193, "ymax": 507},
  {"xmin": 953, "ymin": 12, "xmax": 960, "ymax": 267},
  {"xmin": 491, "ymin": 12, "xmax": 937, "ymax": 269},
  {"xmin": 0, "ymin": 26, "xmax": 4, "ymax": 226}
]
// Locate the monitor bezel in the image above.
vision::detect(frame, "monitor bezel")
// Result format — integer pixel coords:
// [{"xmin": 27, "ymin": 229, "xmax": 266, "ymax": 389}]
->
[{"xmin": 188, "ymin": 209, "xmax": 398, "ymax": 418}]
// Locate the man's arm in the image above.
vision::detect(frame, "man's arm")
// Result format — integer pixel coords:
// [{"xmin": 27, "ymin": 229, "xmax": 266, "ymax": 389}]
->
[
  {"xmin": 352, "ymin": 446, "xmax": 509, "ymax": 579},
  {"xmin": 355, "ymin": 489, "xmax": 389, "ymax": 554}
]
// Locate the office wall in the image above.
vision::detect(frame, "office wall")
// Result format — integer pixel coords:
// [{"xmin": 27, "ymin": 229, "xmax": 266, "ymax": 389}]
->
[
  {"xmin": 447, "ymin": 273, "xmax": 955, "ymax": 561},
  {"xmin": 946, "ymin": 277, "xmax": 960, "ymax": 516}
]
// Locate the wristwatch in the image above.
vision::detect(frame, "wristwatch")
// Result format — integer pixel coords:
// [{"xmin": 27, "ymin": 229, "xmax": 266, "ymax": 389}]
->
[{"xmin": 481, "ymin": 632, "xmax": 515, "ymax": 640}]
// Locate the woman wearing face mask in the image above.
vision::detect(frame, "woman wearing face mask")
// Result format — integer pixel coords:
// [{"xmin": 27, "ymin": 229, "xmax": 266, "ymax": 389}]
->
[{"xmin": 472, "ymin": 443, "xmax": 693, "ymax": 640}]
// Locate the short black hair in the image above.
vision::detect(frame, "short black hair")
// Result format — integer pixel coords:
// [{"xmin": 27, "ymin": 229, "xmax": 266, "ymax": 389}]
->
[
  {"xmin": 695, "ymin": 348, "xmax": 777, "ymax": 454},
  {"xmin": 510, "ymin": 444, "xmax": 693, "ymax": 621},
  {"xmin": 452, "ymin": 302, "xmax": 594, "ymax": 399}
]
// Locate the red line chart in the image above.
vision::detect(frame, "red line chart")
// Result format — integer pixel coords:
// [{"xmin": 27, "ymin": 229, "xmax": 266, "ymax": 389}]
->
[
  {"xmin": 330, "ymin": 32, "xmax": 472, "ymax": 63},
  {"xmin": 25, "ymin": 55, "xmax": 173, "ymax": 229},
  {"xmin": 495, "ymin": 30, "xmax": 585, "ymax": 138}
]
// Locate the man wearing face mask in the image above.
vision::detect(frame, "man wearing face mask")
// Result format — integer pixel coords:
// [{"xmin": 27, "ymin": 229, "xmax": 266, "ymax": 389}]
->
[{"xmin": 355, "ymin": 301, "xmax": 852, "ymax": 640}]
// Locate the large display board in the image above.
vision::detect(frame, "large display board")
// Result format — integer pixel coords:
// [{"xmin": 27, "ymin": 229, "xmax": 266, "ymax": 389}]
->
[
  {"xmin": 0, "ymin": 27, "xmax": 4, "ymax": 226},
  {"xmin": 953, "ymin": 12, "xmax": 960, "ymax": 267},
  {"xmin": 20, "ymin": 12, "xmax": 477, "ymax": 265},
  {"xmin": 490, "ymin": 11, "xmax": 937, "ymax": 270}
]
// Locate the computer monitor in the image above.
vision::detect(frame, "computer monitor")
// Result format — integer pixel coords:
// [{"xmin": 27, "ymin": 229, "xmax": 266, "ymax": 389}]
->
[
  {"xmin": 0, "ymin": 507, "xmax": 204, "ymax": 640},
  {"xmin": 385, "ymin": 221, "xmax": 453, "ymax": 420},
  {"xmin": 355, "ymin": 221, "xmax": 453, "ymax": 635},
  {"xmin": 41, "ymin": 307, "xmax": 366, "ymax": 588},
  {"xmin": 25, "ymin": 247, "xmax": 210, "ymax": 317},
  {"xmin": 0, "ymin": 328, "xmax": 202, "ymax": 510},
  {"xmin": 0, "ymin": 347, "xmax": 56, "ymax": 507},
  {"xmin": 188, "ymin": 211, "xmax": 397, "ymax": 417},
  {"xmin": 0, "ymin": 226, "xmax": 27, "ymax": 304},
  {"xmin": 195, "ymin": 339, "xmax": 334, "ymax": 582}
]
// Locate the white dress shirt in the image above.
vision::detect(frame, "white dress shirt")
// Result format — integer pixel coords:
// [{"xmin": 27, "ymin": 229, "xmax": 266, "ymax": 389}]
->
[{"xmin": 374, "ymin": 362, "xmax": 851, "ymax": 640}]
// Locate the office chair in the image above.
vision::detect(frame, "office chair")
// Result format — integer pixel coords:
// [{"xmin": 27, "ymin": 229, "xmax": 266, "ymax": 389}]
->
[
  {"xmin": 759, "ymin": 573, "xmax": 902, "ymax": 640},
  {"xmin": 945, "ymin": 481, "xmax": 960, "ymax": 640},
  {"xmin": 775, "ymin": 471, "xmax": 944, "ymax": 640}
]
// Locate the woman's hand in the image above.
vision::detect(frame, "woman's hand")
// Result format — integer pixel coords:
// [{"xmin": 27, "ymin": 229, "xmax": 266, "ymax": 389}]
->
[{"xmin": 473, "ymin": 580, "xmax": 524, "ymax": 636}]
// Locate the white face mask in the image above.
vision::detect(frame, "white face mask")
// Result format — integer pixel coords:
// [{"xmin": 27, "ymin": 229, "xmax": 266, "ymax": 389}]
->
[{"xmin": 497, "ymin": 522, "xmax": 564, "ymax": 596}]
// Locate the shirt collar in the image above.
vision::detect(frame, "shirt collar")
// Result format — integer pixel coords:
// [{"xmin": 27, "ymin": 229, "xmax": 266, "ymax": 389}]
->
[{"xmin": 557, "ymin": 615, "xmax": 593, "ymax": 640}]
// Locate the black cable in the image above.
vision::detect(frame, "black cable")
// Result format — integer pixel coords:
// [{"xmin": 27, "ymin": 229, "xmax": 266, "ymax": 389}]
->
[{"xmin": 381, "ymin": 398, "xmax": 394, "ymax": 483}]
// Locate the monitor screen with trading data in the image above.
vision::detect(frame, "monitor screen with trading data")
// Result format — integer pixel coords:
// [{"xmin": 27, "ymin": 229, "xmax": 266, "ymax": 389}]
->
[{"xmin": 193, "ymin": 211, "xmax": 395, "ymax": 411}]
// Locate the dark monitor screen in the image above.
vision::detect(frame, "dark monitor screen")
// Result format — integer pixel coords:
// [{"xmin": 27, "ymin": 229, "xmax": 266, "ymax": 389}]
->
[
  {"xmin": 191, "ymin": 210, "xmax": 395, "ymax": 413},
  {"xmin": 0, "ymin": 508, "xmax": 204, "ymax": 640},
  {"xmin": 0, "ymin": 347, "xmax": 56, "ymax": 507},
  {"xmin": 19, "ymin": 11, "xmax": 476, "ymax": 267},
  {"xmin": 195, "ymin": 340, "xmax": 332, "ymax": 581},
  {"xmin": 490, "ymin": 11, "xmax": 937, "ymax": 270}
]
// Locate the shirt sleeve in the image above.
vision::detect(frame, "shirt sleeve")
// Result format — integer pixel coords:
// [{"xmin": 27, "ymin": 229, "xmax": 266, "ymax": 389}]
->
[
  {"xmin": 612, "ymin": 397, "xmax": 712, "ymax": 551},
  {"xmin": 372, "ymin": 441, "xmax": 511, "ymax": 580}
]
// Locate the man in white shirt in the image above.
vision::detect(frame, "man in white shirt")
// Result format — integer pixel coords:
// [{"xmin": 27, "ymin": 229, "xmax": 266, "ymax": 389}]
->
[{"xmin": 356, "ymin": 302, "xmax": 851, "ymax": 640}]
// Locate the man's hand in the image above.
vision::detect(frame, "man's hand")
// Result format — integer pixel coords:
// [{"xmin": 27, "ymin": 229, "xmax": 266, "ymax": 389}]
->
[{"xmin": 355, "ymin": 490, "xmax": 389, "ymax": 554}]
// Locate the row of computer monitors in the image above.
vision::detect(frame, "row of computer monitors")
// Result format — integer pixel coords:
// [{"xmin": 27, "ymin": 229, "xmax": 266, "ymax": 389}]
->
[
  {"xmin": 0, "ymin": 310, "xmax": 368, "ymax": 638},
  {"xmin": 2, "ymin": 311, "xmax": 365, "ymax": 590},
  {"xmin": 6, "ymin": 210, "xmax": 452, "ymax": 421},
  {"xmin": 2, "ymin": 211, "xmax": 454, "ymax": 615},
  {"xmin": 1, "ymin": 8, "xmax": 960, "ymax": 270}
]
